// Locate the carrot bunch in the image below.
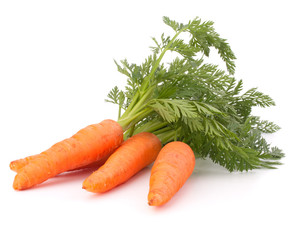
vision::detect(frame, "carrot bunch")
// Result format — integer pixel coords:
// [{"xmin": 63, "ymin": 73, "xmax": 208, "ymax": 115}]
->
[
  {"xmin": 10, "ymin": 126, "xmax": 195, "ymax": 205},
  {"xmin": 9, "ymin": 16, "xmax": 284, "ymax": 206}
]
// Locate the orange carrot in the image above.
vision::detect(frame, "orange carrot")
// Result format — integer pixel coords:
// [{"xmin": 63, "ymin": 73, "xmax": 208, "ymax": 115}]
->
[
  {"xmin": 12, "ymin": 119, "xmax": 123, "ymax": 190},
  {"xmin": 82, "ymin": 132, "xmax": 162, "ymax": 193},
  {"xmin": 148, "ymin": 141, "xmax": 195, "ymax": 206}
]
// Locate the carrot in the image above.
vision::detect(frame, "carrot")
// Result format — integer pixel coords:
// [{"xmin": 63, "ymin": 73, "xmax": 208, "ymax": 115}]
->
[
  {"xmin": 148, "ymin": 141, "xmax": 195, "ymax": 206},
  {"xmin": 12, "ymin": 119, "xmax": 123, "ymax": 190},
  {"xmin": 82, "ymin": 132, "xmax": 162, "ymax": 193}
]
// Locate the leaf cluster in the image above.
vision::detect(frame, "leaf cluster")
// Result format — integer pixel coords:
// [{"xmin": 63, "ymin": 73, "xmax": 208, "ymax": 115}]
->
[{"xmin": 106, "ymin": 17, "xmax": 284, "ymax": 171}]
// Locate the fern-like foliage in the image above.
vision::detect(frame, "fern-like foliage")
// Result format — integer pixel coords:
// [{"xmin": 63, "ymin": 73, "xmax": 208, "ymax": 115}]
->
[{"xmin": 106, "ymin": 16, "xmax": 284, "ymax": 171}]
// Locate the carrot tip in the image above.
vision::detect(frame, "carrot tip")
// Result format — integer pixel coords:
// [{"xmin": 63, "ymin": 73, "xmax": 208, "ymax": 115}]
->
[
  {"xmin": 148, "ymin": 199, "xmax": 154, "ymax": 206},
  {"xmin": 9, "ymin": 161, "xmax": 17, "ymax": 172},
  {"xmin": 82, "ymin": 182, "xmax": 87, "ymax": 190},
  {"xmin": 13, "ymin": 180, "xmax": 21, "ymax": 191},
  {"xmin": 82, "ymin": 179, "xmax": 93, "ymax": 192},
  {"xmin": 148, "ymin": 192, "xmax": 164, "ymax": 206}
]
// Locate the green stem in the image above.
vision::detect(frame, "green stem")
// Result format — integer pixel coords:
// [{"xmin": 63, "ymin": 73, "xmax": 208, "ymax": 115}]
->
[
  {"xmin": 153, "ymin": 126, "xmax": 173, "ymax": 135},
  {"xmin": 128, "ymin": 125, "xmax": 136, "ymax": 138},
  {"xmin": 120, "ymin": 91, "xmax": 141, "ymax": 119},
  {"xmin": 117, "ymin": 107, "xmax": 153, "ymax": 131},
  {"xmin": 127, "ymin": 87, "xmax": 154, "ymax": 116},
  {"xmin": 155, "ymin": 127, "xmax": 181, "ymax": 144},
  {"xmin": 133, "ymin": 121, "xmax": 168, "ymax": 135},
  {"xmin": 118, "ymin": 105, "xmax": 122, "ymax": 120},
  {"xmin": 119, "ymin": 85, "xmax": 154, "ymax": 122},
  {"xmin": 140, "ymin": 30, "xmax": 183, "ymax": 92},
  {"xmin": 156, "ymin": 130, "xmax": 176, "ymax": 144},
  {"xmin": 119, "ymin": 29, "xmax": 184, "ymax": 126}
]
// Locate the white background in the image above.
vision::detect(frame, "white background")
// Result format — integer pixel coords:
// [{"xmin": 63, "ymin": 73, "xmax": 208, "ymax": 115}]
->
[{"xmin": 1, "ymin": 1, "xmax": 290, "ymax": 239}]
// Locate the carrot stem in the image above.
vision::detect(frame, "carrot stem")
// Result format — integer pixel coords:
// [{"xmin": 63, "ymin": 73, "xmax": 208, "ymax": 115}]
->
[
  {"xmin": 117, "ymin": 29, "xmax": 185, "ymax": 131},
  {"xmin": 127, "ymin": 124, "xmax": 136, "ymax": 138},
  {"xmin": 118, "ymin": 104, "xmax": 122, "ymax": 120},
  {"xmin": 120, "ymin": 86, "xmax": 154, "ymax": 121},
  {"xmin": 152, "ymin": 126, "xmax": 173, "ymax": 135},
  {"xmin": 133, "ymin": 121, "xmax": 168, "ymax": 136},
  {"xmin": 118, "ymin": 107, "xmax": 153, "ymax": 131},
  {"xmin": 140, "ymin": 30, "xmax": 183, "ymax": 92}
]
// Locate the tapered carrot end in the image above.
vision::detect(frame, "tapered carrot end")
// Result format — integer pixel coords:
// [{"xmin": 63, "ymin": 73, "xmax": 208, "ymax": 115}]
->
[
  {"xmin": 82, "ymin": 178, "xmax": 97, "ymax": 193},
  {"xmin": 10, "ymin": 160, "xmax": 20, "ymax": 172},
  {"xmin": 148, "ymin": 192, "xmax": 166, "ymax": 206},
  {"xmin": 9, "ymin": 161, "xmax": 17, "ymax": 172},
  {"xmin": 82, "ymin": 179, "xmax": 89, "ymax": 190},
  {"xmin": 82, "ymin": 171, "xmax": 111, "ymax": 193},
  {"xmin": 12, "ymin": 174, "xmax": 25, "ymax": 191},
  {"xmin": 13, "ymin": 183, "xmax": 21, "ymax": 191}
]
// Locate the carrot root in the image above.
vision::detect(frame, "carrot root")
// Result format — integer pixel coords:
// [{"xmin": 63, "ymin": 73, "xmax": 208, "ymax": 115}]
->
[
  {"xmin": 82, "ymin": 132, "xmax": 162, "ymax": 193},
  {"xmin": 12, "ymin": 119, "xmax": 123, "ymax": 190},
  {"xmin": 148, "ymin": 141, "xmax": 195, "ymax": 206}
]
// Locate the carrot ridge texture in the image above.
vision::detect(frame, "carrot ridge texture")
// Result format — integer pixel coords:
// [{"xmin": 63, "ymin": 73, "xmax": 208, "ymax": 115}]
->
[
  {"xmin": 12, "ymin": 119, "xmax": 123, "ymax": 190},
  {"xmin": 10, "ymin": 155, "xmax": 108, "ymax": 173},
  {"xmin": 148, "ymin": 141, "xmax": 195, "ymax": 206},
  {"xmin": 82, "ymin": 132, "xmax": 162, "ymax": 193}
]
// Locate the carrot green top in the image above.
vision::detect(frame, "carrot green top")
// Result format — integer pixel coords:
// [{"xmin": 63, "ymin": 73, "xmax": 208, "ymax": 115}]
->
[{"xmin": 106, "ymin": 17, "xmax": 284, "ymax": 172}]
